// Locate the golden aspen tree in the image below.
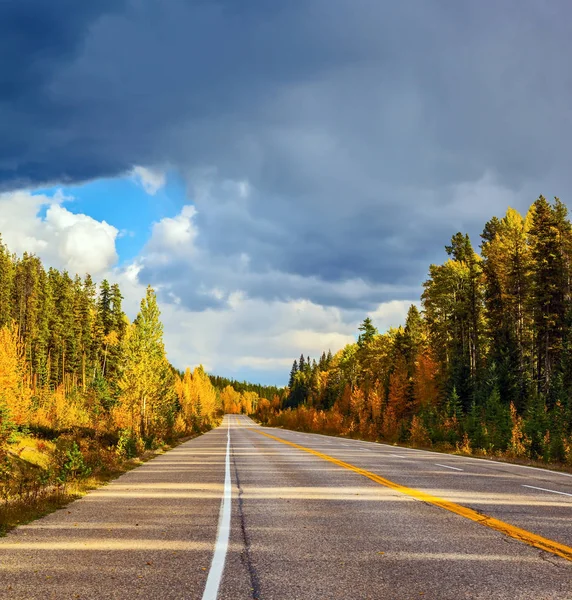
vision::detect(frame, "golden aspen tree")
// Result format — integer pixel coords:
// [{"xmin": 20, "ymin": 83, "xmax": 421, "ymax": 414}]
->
[
  {"xmin": 0, "ymin": 324, "xmax": 31, "ymax": 425},
  {"xmin": 118, "ymin": 287, "xmax": 175, "ymax": 440}
]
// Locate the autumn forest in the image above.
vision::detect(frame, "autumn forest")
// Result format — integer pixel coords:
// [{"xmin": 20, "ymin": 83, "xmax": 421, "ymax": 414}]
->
[
  {"xmin": 0, "ymin": 242, "xmax": 265, "ymax": 529},
  {"xmin": 256, "ymin": 196, "xmax": 572, "ymax": 467},
  {"xmin": 2, "ymin": 195, "xmax": 572, "ymax": 531}
]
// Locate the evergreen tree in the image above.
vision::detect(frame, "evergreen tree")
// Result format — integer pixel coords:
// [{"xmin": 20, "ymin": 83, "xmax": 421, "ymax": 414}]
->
[
  {"xmin": 529, "ymin": 196, "xmax": 567, "ymax": 394},
  {"xmin": 0, "ymin": 237, "xmax": 14, "ymax": 328},
  {"xmin": 98, "ymin": 280, "xmax": 114, "ymax": 335},
  {"xmin": 288, "ymin": 360, "xmax": 298, "ymax": 389},
  {"xmin": 358, "ymin": 317, "xmax": 377, "ymax": 347}
]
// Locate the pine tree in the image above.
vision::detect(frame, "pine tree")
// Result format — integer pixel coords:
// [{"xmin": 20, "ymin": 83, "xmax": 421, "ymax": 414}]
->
[
  {"xmin": 358, "ymin": 317, "xmax": 377, "ymax": 347},
  {"xmin": 481, "ymin": 208, "xmax": 532, "ymax": 410},
  {"xmin": 288, "ymin": 360, "xmax": 298, "ymax": 389},
  {"xmin": 0, "ymin": 237, "xmax": 14, "ymax": 328},
  {"xmin": 423, "ymin": 233, "xmax": 484, "ymax": 410},
  {"xmin": 98, "ymin": 280, "xmax": 113, "ymax": 335},
  {"xmin": 529, "ymin": 196, "xmax": 567, "ymax": 394}
]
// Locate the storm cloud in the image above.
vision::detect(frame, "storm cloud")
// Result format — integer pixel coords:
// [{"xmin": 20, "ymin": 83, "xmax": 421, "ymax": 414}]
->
[{"xmin": 2, "ymin": 0, "xmax": 572, "ymax": 333}]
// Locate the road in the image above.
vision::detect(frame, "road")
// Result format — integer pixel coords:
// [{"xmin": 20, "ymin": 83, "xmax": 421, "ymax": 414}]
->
[{"xmin": 1, "ymin": 414, "xmax": 571, "ymax": 599}]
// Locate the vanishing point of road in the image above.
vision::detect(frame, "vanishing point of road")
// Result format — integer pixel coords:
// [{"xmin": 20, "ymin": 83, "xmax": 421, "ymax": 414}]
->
[{"xmin": 1, "ymin": 415, "xmax": 571, "ymax": 599}]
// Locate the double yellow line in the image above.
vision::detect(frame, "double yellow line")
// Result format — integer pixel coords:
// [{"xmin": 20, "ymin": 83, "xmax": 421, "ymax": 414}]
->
[{"xmin": 255, "ymin": 430, "xmax": 572, "ymax": 563}]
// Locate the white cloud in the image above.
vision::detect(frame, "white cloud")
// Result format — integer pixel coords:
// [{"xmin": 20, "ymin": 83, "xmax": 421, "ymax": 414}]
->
[
  {"xmin": 112, "ymin": 251, "xmax": 416, "ymax": 384},
  {"xmin": 368, "ymin": 300, "xmax": 418, "ymax": 332},
  {"xmin": 0, "ymin": 182, "xmax": 419, "ymax": 385},
  {"xmin": 0, "ymin": 189, "xmax": 118, "ymax": 275},
  {"xmin": 132, "ymin": 166, "xmax": 166, "ymax": 195},
  {"xmin": 102, "ymin": 195, "xmax": 422, "ymax": 383},
  {"xmin": 0, "ymin": 182, "xmax": 423, "ymax": 384},
  {"xmin": 147, "ymin": 205, "xmax": 198, "ymax": 255},
  {"xmin": 148, "ymin": 294, "xmax": 356, "ymax": 376}
]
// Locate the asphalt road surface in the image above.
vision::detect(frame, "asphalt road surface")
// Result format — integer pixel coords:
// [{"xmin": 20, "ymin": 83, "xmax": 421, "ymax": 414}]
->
[{"xmin": 1, "ymin": 414, "xmax": 571, "ymax": 599}]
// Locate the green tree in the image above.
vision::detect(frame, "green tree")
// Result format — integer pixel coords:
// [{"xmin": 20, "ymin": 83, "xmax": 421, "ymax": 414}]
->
[
  {"xmin": 119, "ymin": 286, "xmax": 175, "ymax": 440},
  {"xmin": 528, "ymin": 197, "xmax": 569, "ymax": 395},
  {"xmin": 357, "ymin": 317, "xmax": 378, "ymax": 347}
]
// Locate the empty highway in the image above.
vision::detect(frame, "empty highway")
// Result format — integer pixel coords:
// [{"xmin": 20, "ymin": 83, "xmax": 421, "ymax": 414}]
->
[{"xmin": 1, "ymin": 415, "xmax": 571, "ymax": 599}]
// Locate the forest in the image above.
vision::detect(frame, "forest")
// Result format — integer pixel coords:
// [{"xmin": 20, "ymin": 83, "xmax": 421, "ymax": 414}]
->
[
  {"xmin": 256, "ymin": 197, "xmax": 572, "ymax": 467},
  {"xmin": 0, "ymin": 238, "xmax": 269, "ymax": 530},
  {"xmin": 3, "ymin": 194, "xmax": 572, "ymax": 531}
]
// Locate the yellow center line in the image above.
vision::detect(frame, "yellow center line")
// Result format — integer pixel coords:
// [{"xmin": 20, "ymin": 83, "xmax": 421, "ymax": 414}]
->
[{"xmin": 254, "ymin": 429, "xmax": 572, "ymax": 563}]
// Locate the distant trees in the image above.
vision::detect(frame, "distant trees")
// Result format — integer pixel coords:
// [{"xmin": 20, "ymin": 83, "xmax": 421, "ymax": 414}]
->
[
  {"xmin": 175, "ymin": 366, "xmax": 218, "ymax": 432},
  {"xmin": 208, "ymin": 374, "xmax": 282, "ymax": 401},
  {"xmin": 258, "ymin": 198, "xmax": 572, "ymax": 466},
  {"xmin": 0, "ymin": 236, "xmax": 233, "ymax": 456}
]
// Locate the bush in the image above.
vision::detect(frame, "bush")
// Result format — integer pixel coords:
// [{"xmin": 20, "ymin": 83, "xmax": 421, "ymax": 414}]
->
[
  {"xmin": 116, "ymin": 429, "xmax": 141, "ymax": 459},
  {"xmin": 0, "ymin": 403, "xmax": 16, "ymax": 452},
  {"xmin": 55, "ymin": 440, "xmax": 91, "ymax": 483}
]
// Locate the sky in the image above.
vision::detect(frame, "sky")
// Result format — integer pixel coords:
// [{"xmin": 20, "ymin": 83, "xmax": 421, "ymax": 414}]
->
[{"xmin": 1, "ymin": 1, "xmax": 571, "ymax": 385}]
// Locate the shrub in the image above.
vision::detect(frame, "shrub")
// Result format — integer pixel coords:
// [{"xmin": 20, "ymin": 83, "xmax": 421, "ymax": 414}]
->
[
  {"xmin": 55, "ymin": 440, "xmax": 91, "ymax": 483},
  {"xmin": 116, "ymin": 429, "xmax": 140, "ymax": 459}
]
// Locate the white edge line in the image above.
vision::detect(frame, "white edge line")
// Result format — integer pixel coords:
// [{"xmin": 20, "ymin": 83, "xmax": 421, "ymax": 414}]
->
[
  {"xmin": 522, "ymin": 484, "xmax": 572, "ymax": 497},
  {"xmin": 262, "ymin": 427, "xmax": 572, "ymax": 479},
  {"xmin": 202, "ymin": 416, "xmax": 232, "ymax": 600},
  {"xmin": 434, "ymin": 463, "xmax": 464, "ymax": 472}
]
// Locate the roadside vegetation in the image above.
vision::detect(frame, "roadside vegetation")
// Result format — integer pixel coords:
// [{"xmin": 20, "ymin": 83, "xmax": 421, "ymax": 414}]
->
[
  {"xmin": 255, "ymin": 197, "xmax": 572, "ymax": 471},
  {"xmin": 0, "ymin": 237, "xmax": 271, "ymax": 534},
  {"xmin": 4, "ymin": 194, "xmax": 572, "ymax": 531}
]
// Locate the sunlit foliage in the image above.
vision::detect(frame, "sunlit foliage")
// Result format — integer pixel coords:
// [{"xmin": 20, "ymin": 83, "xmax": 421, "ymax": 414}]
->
[{"xmin": 257, "ymin": 198, "xmax": 572, "ymax": 466}]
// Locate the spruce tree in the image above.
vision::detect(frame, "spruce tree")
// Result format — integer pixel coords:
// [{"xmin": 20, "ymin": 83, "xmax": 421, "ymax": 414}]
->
[
  {"xmin": 288, "ymin": 360, "xmax": 298, "ymax": 389},
  {"xmin": 529, "ymin": 196, "xmax": 566, "ymax": 394}
]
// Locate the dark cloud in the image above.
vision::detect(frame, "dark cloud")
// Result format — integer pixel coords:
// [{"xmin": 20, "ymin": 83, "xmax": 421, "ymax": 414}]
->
[{"xmin": 3, "ymin": 0, "xmax": 572, "ymax": 310}]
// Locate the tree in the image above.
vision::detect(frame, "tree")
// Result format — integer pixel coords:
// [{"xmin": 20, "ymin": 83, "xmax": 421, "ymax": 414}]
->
[
  {"xmin": 423, "ymin": 233, "xmax": 484, "ymax": 410},
  {"xmin": 480, "ymin": 207, "xmax": 532, "ymax": 410},
  {"xmin": 0, "ymin": 237, "xmax": 14, "ymax": 328},
  {"xmin": 528, "ymin": 197, "xmax": 569, "ymax": 394},
  {"xmin": 0, "ymin": 324, "xmax": 31, "ymax": 425},
  {"xmin": 288, "ymin": 360, "xmax": 298, "ymax": 389},
  {"xmin": 119, "ymin": 286, "xmax": 175, "ymax": 439},
  {"xmin": 358, "ymin": 317, "xmax": 378, "ymax": 347}
]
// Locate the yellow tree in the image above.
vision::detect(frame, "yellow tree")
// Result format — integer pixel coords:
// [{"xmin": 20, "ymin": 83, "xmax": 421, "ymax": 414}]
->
[
  {"xmin": 0, "ymin": 324, "xmax": 31, "ymax": 426},
  {"xmin": 413, "ymin": 351, "xmax": 440, "ymax": 408},
  {"xmin": 118, "ymin": 287, "xmax": 175, "ymax": 440},
  {"xmin": 175, "ymin": 366, "xmax": 219, "ymax": 429},
  {"xmin": 387, "ymin": 356, "xmax": 409, "ymax": 421},
  {"xmin": 241, "ymin": 391, "xmax": 258, "ymax": 414},
  {"xmin": 481, "ymin": 207, "xmax": 533, "ymax": 408},
  {"xmin": 220, "ymin": 385, "xmax": 242, "ymax": 414}
]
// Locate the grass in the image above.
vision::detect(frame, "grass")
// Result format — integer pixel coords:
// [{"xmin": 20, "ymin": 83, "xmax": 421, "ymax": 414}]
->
[{"xmin": 0, "ymin": 433, "xmax": 200, "ymax": 537}]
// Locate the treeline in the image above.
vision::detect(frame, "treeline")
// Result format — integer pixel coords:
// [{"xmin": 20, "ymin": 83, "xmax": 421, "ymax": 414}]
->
[
  {"xmin": 256, "ymin": 197, "xmax": 572, "ymax": 466},
  {"xmin": 0, "ymin": 236, "xmax": 222, "ymax": 445},
  {"xmin": 209, "ymin": 375, "xmax": 283, "ymax": 401},
  {"xmin": 0, "ymin": 237, "xmax": 240, "ymax": 518}
]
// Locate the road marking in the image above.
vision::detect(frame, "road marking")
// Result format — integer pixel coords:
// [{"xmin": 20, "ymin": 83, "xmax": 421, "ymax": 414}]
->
[
  {"xmin": 389, "ymin": 454, "xmax": 407, "ymax": 458},
  {"xmin": 522, "ymin": 485, "xmax": 572, "ymax": 498},
  {"xmin": 269, "ymin": 427, "xmax": 572, "ymax": 479},
  {"xmin": 254, "ymin": 430, "xmax": 572, "ymax": 563},
  {"xmin": 435, "ymin": 463, "xmax": 464, "ymax": 472},
  {"xmin": 202, "ymin": 417, "xmax": 232, "ymax": 600}
]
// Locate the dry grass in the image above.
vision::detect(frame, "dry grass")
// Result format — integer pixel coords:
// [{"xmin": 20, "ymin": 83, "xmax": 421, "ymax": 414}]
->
[{"xmin": 0, "ymin": 432, "xmax": 201, "ymax": 537}]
